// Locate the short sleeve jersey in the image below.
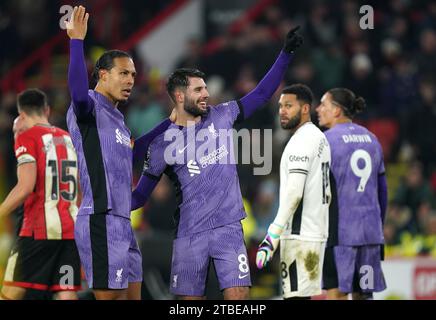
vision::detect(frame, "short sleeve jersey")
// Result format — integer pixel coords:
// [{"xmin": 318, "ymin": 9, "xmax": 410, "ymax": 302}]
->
[{"xmin": 14, "ymin": 125, "xmax": 78, "ymax": 239}]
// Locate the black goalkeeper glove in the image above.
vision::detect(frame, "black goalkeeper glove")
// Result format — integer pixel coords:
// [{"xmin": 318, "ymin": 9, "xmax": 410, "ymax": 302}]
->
[{"xmin": 283, "ymin": 26, "xmax": 304, "ymax": 54}]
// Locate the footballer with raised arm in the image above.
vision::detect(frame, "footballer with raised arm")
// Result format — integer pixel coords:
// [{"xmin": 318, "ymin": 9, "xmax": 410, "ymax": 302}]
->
[{"xmin": 131, "ymin": 27, "xmax": 304, "ymax": 300}]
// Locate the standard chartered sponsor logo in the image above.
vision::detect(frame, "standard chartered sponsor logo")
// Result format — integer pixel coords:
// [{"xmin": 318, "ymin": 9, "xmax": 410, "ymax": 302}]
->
[
  {"xmin": 187, "ymin": 160, "xmax": 201, "ymax": 177},
  {"xmin": 199, "ymin": 145, "xmax": 229, "ymax": 168},
  {"xmin": 115, "ymin": 128, "xmax": 130, "ymax": 147}
]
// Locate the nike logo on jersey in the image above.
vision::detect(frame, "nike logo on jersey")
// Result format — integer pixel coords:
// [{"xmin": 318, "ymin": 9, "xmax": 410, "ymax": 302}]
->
[
  {"xmin": 238, "ymin": 274, "xmax": 249, "ymax": 279},
  {"xmin": 178, "ymin": 144, "xmax": 189, "ymax": 154}
]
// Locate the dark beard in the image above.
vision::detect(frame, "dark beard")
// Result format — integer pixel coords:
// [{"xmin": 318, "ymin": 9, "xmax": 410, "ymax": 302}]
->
[
  {"xmin": 184, "ymin": 100, "xmax": 209, "ymax": 117},
  {"xmin": 281, "ymin": 110, "xmax": 302, "ymax": 130}
]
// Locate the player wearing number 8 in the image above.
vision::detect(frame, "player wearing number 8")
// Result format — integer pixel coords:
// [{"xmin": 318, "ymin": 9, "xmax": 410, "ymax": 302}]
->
[
  {"xmin": 316, "ymin": 88, "xmax": 387, "ymax": 300},
  {"xmin": 0, "ymin": 89, "xmax": 81, "ymax": 300},
  {"xmin": 132, "ymin": 25, "xmax": 304, "ymax": 299}
]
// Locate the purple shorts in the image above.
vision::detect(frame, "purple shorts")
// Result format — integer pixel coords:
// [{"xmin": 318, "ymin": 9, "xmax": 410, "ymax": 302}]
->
[
  {"xmin": 75, "ymin": 214, "xmax": 143, "ymax": 289},
  {"xmin": 170, "ymin": 221, "xmax": 251, "ymax": 296},
  {"xmin": 323, "ymin": 244, "xmax": 386, "ymax": 294}
]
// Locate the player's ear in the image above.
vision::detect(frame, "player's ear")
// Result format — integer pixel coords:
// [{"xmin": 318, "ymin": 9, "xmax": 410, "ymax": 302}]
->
[
  {"xmin": 333, "ymin": 105, "xmax": 342, "ymax": 117},
  {"xmin": 174, "ymin": 89, "xmax": 184, "ymax": 103},
  {"xmin": 99, "ymin": 69, "xmax": 108, "ymax": 82},
  {"xmin": 18, "ymin": 111, "xmax": 31, "ymax": 129},
  {"xmin": 18, "ymin": 111, "xmax": 27, "ymax": 121}
]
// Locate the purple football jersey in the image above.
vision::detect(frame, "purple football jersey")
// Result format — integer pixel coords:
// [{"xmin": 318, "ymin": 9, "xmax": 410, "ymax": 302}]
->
[
  {"xmin": 67, "ymin": 90, "xmax": 133, "ymax": 218},
  {"xmin": 324, "ymin": 123, "xmax": 385, "ymax": 245},
  {"xmin": 143, "ymin": 101, "xmax": 246, "ymax": 237}
]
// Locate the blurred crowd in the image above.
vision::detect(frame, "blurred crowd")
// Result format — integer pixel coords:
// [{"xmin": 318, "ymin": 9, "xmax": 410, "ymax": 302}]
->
[{"xmin": 1, "ymin": 0, "xmax": 436, "ymax": 299}]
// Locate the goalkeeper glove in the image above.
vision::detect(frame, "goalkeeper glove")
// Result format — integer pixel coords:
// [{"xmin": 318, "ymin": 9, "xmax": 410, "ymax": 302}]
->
[
  {"xmin": 283, "ymin": 26, "xmax": 304, "ymax": 54},
  {"xmin": 256, "ymin": 222, "xmax": 284, "ymax": 269}
]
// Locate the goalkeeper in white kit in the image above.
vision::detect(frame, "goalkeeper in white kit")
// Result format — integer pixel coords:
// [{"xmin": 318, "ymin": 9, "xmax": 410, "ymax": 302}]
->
[{"xmin": 256, "ymin": 84, "xmax": 331, "ymax": 299}]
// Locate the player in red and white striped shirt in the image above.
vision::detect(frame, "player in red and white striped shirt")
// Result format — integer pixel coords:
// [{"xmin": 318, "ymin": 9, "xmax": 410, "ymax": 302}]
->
[{"xmin": 0, "ymin": 89, "xmax": 81, "ymax": 300}]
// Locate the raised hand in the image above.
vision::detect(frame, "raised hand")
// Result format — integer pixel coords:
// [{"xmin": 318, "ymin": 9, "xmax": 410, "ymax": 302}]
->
[
  {"xmin": 65, "ymin": 6, "xmax": 89, "ymax": 40},
  {"xmin": 283, "ymin": 26, "xmax": 304, "ymax": 54}
]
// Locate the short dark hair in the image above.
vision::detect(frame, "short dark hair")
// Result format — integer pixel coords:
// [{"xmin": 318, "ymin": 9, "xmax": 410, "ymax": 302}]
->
[
  {"xmin": 281, "ymin": 84, "xmax": 314, "ymax": 106},
  {"xmin": 92, "ymin": 50, "xmax": 132, "ymax": 82},
  {"xmin": 17, "ymin": 88, "xmax": 48, "ymax": 116},
  {"xmin": 328, "ymin": 88, "xmax": 366, "ymax": 119},
  {"xmin": 166, "ymin": 68, "xmax": 205, "ymax": 102}
]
